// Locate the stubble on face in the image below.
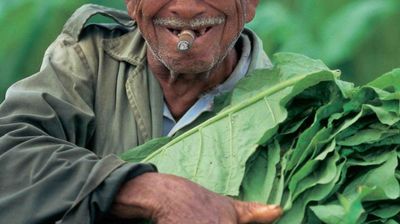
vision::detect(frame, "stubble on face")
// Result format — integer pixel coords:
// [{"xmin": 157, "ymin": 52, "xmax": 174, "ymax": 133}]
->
[
  {"xmin": 131, "ymin": 0, "xmax": 250, "ymax": 85},
  {"xmin": 150, "ymin": 16, "xmax": 230, "ymax": 83}
]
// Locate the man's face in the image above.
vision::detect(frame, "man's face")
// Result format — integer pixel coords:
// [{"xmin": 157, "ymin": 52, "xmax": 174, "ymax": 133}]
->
[{"xmin": 126, "ymin": 0, "xmax": 258, "ymax": 75}]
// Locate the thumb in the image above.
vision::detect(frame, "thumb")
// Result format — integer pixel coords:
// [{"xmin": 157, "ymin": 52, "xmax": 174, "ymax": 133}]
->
[{"xmin": 233, "ymin": 201, "xmax": 283, "ymax": 224}]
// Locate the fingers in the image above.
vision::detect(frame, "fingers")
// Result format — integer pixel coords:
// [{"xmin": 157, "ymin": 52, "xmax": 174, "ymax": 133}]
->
[{"xmin": 234, "ymin": 201, "xmax": 283, "ymax": 224}]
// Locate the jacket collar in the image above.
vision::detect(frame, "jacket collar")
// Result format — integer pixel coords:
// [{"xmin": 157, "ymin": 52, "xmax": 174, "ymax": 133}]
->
[{"xmin": 102, "ymin": 27, "xmax": 147, "ymax": 66}]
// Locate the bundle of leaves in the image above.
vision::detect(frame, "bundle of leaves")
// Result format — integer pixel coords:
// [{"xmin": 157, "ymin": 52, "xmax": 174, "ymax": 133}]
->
[{"xmin": 121, "ymin": 53, "xmax": 400, "ymax": 223}]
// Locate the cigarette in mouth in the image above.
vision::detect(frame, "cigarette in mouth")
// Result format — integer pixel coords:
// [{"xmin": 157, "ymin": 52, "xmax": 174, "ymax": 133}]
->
[{"xmin": 177, "ymin": 30, "xmax": 196, "ymax": 52}]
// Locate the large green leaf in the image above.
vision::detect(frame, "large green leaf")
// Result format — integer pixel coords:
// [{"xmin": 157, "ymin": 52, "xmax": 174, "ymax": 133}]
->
[
  {"xmin": 122, "ymin": 53, "xmax": 339, "ymax": 196},
  {"xmin": 343, "ymin": 151, "xmax": 399, "ymax": 201},
  {"xmin": 122, "ymin": 53, "xmax": 400, "ymax": 223},
  {"xmin": 311, "ymin": 186, "xmax": 374, "ymax": 224},
  {"xmin": 240, "ymin": 141, "xmax": 280, "ymax": 202}
]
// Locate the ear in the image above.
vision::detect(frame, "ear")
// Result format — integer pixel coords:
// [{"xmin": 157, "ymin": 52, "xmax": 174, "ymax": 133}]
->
[
  {"xmin": 244, "ymin": 0, "xmax": 259, "ymax": 23},
  {"xmin": 125, "ymin": 0, "xmax": 139, "ymax": 20}
]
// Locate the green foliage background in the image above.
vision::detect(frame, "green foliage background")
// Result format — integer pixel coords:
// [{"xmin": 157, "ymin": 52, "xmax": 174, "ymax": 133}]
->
[{"xmin": 0, "ymin": 0, "xmax": 399, "ymax": 101}]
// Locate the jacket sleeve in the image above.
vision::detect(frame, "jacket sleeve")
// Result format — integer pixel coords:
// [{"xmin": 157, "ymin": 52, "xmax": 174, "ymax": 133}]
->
[{"xmin": 0, "ymin": 33, "xmax": 155, "ymax": 224}]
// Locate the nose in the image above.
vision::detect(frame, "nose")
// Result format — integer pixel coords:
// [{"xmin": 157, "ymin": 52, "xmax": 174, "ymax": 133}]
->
[{"xmin": 168, "ymin": 0, "xmax": 207, "ymax": 19}]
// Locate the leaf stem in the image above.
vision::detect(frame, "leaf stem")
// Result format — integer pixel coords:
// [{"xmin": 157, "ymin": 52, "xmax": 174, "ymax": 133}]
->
[{"xmin": 143, "ymin": 71, "xmax": 337, "ymax": 162}]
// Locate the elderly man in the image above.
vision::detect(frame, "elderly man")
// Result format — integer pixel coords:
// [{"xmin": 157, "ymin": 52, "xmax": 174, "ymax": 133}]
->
[{"xmin": 0, "ymin": 0, "xmax": 282, "ymax": 223}]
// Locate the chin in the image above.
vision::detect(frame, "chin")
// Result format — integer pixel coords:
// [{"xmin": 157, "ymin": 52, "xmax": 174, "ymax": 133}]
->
[
  {"xmin": 168, "ymin": 59, "xmax": 218, "ymax": 75},
  {"xmin": 165, "ymin": 50, "xmax": 222, "ymax": 72},
  {"xmin": 148, "ymin": 42, "xmax": 224, "ymax": 75}
]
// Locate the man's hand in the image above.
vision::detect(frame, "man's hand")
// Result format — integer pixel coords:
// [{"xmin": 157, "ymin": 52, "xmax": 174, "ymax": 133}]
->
[{"xmin": 111, "ymin": 173, "xmax": 282, "ymax": 223}]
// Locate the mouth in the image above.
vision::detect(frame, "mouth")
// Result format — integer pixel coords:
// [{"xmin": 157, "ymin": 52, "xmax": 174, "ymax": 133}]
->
[{"xmin": 166, "ymin": 26, "xmax": 213, "ymax": 38}]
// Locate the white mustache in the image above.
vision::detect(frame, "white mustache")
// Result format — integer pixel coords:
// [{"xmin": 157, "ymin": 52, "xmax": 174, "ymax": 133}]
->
[{"xmin": 153, "ymin": 16, "xmax": 225, "ymax": 29}]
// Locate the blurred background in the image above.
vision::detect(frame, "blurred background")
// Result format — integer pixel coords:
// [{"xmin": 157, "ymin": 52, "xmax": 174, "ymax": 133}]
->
[{"xmin": 0, "ymin": 0, "xmax": 399, "ymax": 101}]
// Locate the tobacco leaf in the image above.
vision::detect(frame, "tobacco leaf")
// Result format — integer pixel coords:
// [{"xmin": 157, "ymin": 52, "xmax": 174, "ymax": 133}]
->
[
  {"xmin": 121, "ymin": 54, "xmax": 400, "ymax": 223},
  {"xmin": 121, "ymin": 53, "xmax": 339, "ymax": 196}
]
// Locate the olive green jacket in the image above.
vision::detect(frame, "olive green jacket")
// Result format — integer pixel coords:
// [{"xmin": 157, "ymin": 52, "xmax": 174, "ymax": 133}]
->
[{"xmin": 0, "ymin": 4, "xmax": 272, "ymax": 224}]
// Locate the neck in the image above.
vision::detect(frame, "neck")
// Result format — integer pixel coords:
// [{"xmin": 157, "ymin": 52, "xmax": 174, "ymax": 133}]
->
[{"xmin": 148, "ymin": 48, "xmax": 238, "ymax": 119}]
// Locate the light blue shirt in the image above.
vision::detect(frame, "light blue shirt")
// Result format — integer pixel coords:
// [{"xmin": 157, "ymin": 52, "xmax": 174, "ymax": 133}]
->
[{"xmin": 163, "ymin": 34, "xmax": 253, "ymax": 136}]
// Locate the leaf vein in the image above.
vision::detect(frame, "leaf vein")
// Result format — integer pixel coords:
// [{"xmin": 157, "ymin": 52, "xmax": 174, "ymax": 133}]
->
[{"xmin": 264, "ymin": 97, "xmax": 277, "ymax": 123}]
